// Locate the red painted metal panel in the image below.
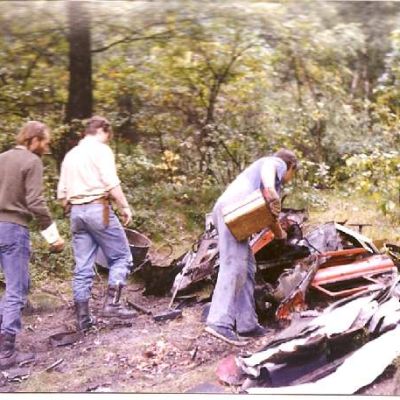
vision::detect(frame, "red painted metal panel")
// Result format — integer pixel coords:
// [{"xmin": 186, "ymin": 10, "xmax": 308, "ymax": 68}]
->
[
  {"xmin": 251, "ymin": 229, "xmax": 275, "ymax": 254},
  {"xmin": 312, "ymin": 254, "xmax": 395, "ymax": 285}
]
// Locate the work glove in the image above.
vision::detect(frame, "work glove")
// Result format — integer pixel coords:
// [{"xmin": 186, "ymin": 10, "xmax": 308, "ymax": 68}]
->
[
  {"xmin": 41, "ymin": 223, "xmax": 65, "ymax": 253},
  {"xmin": 262, "ymin": 187, "xmax": 281, "ymax": 218}
]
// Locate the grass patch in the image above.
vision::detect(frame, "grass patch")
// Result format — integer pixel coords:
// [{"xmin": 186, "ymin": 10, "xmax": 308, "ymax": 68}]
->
[{"xmin": 307, "ymin": 191, "xmax": 400, "ymax": 247}]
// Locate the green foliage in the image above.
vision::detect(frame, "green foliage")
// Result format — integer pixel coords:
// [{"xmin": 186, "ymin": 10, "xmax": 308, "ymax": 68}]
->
[
  {"xmin": 1, "ymin": 1, "xmax": 400, "ymax": 283},
  {"xmin": 335, "ymin": 150, "xmax": 400, "ymax": 220},
  {"xmin": 115, "ymin": 145, "xmax": 219, "ymax": 241},
  {"xmin": 29, "ymin": 219, "xmax": 74, "ymax": 283}
]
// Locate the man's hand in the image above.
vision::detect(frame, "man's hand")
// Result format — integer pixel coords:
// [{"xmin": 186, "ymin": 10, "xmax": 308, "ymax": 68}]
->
[
  {"xmin": 269, "ymin": 198, "xmax": 281, "ymax": 218},
  {"xmin": 262, "ymin": 187, "xmax": 281, "ymax": 218},
  {"xmin": 269, "ymin": 220, "xmax": 287, "ymax": 240},
  {"xmin": 120, "ymin": 207, "xmax": 132, "ymax": 226},
  {"xmin": 60, "ymin": 199, "xmax": 71, "ymax": 217},
  {"xmin": 50, "ymin": 237, "xmax": 65, "ymax": 253},
  {"xmin": 60, "ymin": 199, "xmax": 68, "ymax": 208}
]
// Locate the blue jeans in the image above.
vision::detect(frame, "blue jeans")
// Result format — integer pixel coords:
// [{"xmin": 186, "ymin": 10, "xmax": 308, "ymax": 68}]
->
[
  {"xmin": 0, "ymin": 222, "xmax": 30, "ymax": 335},
  {"xmin": 70, "ymin": 204, "xmax": 132, "ymax": 302},
  {"xmin": 206, "ymin": 203, "xmax": 259, "ymax": 333}
]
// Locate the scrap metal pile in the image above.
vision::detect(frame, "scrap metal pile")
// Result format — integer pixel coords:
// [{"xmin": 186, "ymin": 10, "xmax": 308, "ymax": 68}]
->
[
  {"xmin": 170, "ymin": 209, "xmax": 398, "ymax": 317},
  {"xmin": 236, "ymin": 281, "xmax": 400, "ymax": 394},
  {"xmin": 123, "ymin": 208, "xmax": 400, "ymax": 393},
  {"xmin": 163, "ymin": 209, "xmax": 400, "ymax": 393}
]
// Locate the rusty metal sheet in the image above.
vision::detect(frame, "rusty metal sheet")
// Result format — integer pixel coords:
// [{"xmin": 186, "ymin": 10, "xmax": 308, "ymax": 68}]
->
[
  {"xmin": 246, "ymin": 325, "xmax": 400, "ymax": 395},
  {"xmin": 320, "ymin": 248, "xmax": 369, "ymax": 258},
  {"xmin": 251, "ymin": 208, "xmax": 308, "ymax": 255},
  {"xmin": 368, "ymin": 296, "xmax": 400, "ymax": 335},
  {"xmin": 251, "ymin": 229, "xmax": 275, "ymax": 254},
  {"xmin": 301, "ymin": 222, "xmax": 343, "ymax": 253},
  {"xmin": 312, "ymin": 277, "xmax": 382, "ymax": 298},
  {"xmin": 171, "ymin": 232, "xmax": 219, "ymax": 297},
  {"xmin": 238, "ymin": 288, "xmax": 389, "ymax": 384},
  {"xmin": 314, "ymin": 254, "xmax": 395, "ymax": 284},
  {"xmin": 216, "ymin": 354, "xmax": 246, "ymax": 386},
  {"xmin": 311, "ymin": 254, "xmax": 396, "ymax": 298},
  {"xmin": 335, "ymin": 223, "xmax": 379, "ymax": 253},
  {"xmin": 275, "ymin": 254, "xmax": 324, "ymax": 321}
]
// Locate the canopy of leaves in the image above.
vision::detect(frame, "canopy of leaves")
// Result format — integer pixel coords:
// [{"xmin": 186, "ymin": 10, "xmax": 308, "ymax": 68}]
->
[{"xmin": 0, "ymin": 0, "xmax": 399, "ymax": 248}]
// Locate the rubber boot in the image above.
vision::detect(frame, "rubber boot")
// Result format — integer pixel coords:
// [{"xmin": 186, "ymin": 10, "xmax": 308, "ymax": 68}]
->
[
  {"xmin": 101, "ymin": 284, "xmax": 137, "ymax": 319},
  {"xmin": 0, "ymin": 332, "xmax": 16, "ymax": 369},
  {"xmin": 75, "ymin": 301, "xmax": 95, "ymax": 331}
]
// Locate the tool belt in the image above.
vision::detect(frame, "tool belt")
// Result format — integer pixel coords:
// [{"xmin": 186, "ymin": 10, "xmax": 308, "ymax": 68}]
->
[
  {"xmin": 90, "ymin": 196, "xmax": 110, "ymax": 227},
  {"xmin": 71, "ymin": 195, "xmax": 110, "ymax": 227}
]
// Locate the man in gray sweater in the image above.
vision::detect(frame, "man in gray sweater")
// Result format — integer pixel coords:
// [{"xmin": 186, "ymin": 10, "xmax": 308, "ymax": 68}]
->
[{"xmin": 0, "ymin": 121, "xmax": 64, "ymax": 369}]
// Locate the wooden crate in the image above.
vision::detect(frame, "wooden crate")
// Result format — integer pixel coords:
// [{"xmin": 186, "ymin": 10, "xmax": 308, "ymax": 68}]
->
[{"xmin": 222, "ymin": 189, "xmax": 275, "ymax": 241}]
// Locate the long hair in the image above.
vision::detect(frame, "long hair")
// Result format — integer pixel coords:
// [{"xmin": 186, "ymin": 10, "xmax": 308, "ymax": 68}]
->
[{"xmin": 16, "ymin": 121, "xmax": 49, "ymax": 146}]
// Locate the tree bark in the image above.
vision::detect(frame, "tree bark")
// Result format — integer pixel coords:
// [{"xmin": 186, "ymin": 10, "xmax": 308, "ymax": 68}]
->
[{"xmin": 65, "ymin": 1, "xmax": 92, "ymax": 123}]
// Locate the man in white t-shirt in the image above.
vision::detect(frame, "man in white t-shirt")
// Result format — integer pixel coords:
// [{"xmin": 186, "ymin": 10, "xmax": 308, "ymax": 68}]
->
[{"xmin": 58, "ymin": 116, "xmax": 136, "ymax": 330}]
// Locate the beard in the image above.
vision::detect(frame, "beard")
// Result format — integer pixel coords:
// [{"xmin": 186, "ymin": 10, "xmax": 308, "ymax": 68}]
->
[{"xmin": 31, "ymin": 148, "xmax": 44, "ymax": 157}]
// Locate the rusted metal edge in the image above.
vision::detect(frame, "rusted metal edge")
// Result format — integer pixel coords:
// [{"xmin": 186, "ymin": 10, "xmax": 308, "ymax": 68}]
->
[
  {"xmin": 313, "ymin": 255, "xmax": 395, "ymax": 285},
  {"xmin": 275, "ymin": 255, "xmax": 324, "ymax": 320}
]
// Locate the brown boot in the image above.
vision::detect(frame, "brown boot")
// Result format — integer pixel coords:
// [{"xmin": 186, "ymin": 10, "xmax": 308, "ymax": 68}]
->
[
  {"xmin": 75, "ymin": 301, "xmax": 95, "ymax": 331},
  {"xmin": 101, "ymin": 284, "xmax": 137, "ymax": 319}
]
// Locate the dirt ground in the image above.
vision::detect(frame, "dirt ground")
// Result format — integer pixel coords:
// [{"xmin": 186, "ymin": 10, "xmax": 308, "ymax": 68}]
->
[{"xmin": 1, "ymin": 274, "xmax": 400, "ymax": 394}]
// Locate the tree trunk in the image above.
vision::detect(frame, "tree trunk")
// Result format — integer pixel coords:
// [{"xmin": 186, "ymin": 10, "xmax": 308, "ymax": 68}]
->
[{"xmin": 65, "ymin": 1, "xmax": 92, "ymax": 123}]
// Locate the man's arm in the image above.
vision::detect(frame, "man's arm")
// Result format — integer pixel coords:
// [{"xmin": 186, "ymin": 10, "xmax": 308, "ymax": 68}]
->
[
  {"xmin": 25, "ymin": 158, "xmax": 54, "ymax": 230},
  {"xmin": 57, "ymin": 159, "xmax": 67, "ymax": 203},
  {"xmin": 260, "ymin": 160, "xmax": 286, "ymax": 239},
  {"xmin": 98, "ymin": 146, "xmax": 132, "ymax": 226},
  {"xmin": 25, "ymin": 158, "xmax": 64, "ymax": 250},
  {"xmin": 56, "ymin": 160, "xmax": 71, "ymax": 215},
  {"xmin": 109, "ymin": 184, "xmax": 132, "ymax": 226}
]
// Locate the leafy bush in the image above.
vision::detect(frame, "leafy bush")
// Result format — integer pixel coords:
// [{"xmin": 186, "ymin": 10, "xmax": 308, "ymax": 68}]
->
[{"xmin": 335, "ymin": 150, "xmax": 400, "ymax": 220}]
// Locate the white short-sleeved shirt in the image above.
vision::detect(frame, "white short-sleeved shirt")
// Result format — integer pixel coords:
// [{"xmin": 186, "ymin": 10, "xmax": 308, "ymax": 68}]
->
[{"xmin": 57, "ymin": 135, "xmax": 120, "ymax": 204}]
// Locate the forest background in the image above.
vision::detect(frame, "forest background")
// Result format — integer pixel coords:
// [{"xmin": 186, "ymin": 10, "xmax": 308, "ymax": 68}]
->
[{"xmin": 1, "ymin": 0, "xmax": 399, "ymax": 284}]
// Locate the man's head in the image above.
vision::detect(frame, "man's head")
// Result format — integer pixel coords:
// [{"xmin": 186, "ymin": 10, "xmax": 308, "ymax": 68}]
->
[
  {"xmin": 16, "ymin": 121, "xmax": 50, "ymax": 157},
  {"xmin": 83, "ymin": 115, "xmax": 113, "ymax": 143},
  {"xmin": 274, "ymin": 148, "xmax": 298, "ymax": 183}
]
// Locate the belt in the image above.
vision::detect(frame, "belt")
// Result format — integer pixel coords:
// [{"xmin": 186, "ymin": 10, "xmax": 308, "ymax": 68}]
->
[
  {"xmin": 88, "ymin": 198, "xmax": 108, "ymax": 205},
  {"xmin": 72, "ymin": 197, "xmax": 110, "ymax": 227}
]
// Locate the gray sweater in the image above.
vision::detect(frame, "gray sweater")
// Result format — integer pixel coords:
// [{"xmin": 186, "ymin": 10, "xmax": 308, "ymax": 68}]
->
[{"xmin": 0, "ymin": 146, "xmax": 53, "ymax": 230}]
